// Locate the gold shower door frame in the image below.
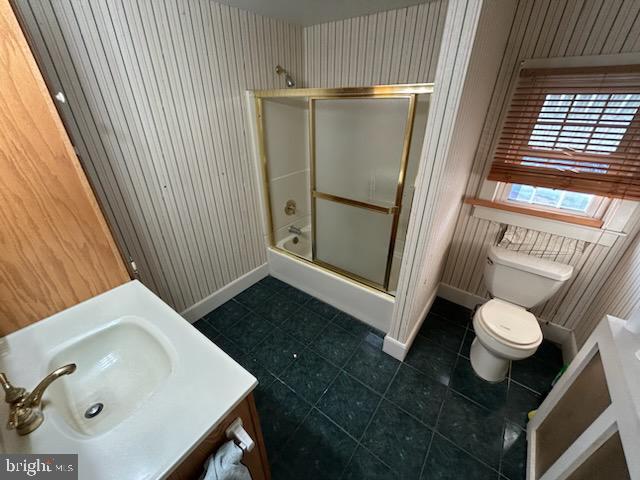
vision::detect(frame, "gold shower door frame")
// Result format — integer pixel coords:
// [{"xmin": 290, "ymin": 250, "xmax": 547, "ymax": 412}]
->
[{"xmin": 254, "ymin": 84, "xmax": 433, "ymax": 294}]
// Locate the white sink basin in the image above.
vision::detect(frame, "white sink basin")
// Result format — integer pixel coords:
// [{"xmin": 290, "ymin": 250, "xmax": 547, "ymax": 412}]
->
[
  {"xmin": 0, "ymin": 281, "xmax": 256, "ymax": 480},
  {"xmin": 47, "ymin": 318, "xmax": 173, "ymax": 436}
]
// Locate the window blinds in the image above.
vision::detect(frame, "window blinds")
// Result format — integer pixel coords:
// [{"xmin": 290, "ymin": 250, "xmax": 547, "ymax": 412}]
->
[{"xmin": 488, "ymin": 65, "xmax": 640, "ymax": 200}]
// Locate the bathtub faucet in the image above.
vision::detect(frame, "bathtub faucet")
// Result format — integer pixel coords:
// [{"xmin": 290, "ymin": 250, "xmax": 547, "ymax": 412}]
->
[{"xmin": 288, "ymin": 225, "xmax": 302, "ymax": 235}]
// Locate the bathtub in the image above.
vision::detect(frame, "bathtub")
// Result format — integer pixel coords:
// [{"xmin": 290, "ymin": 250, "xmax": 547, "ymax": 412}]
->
[
  {"xmin": 269, "ymin": 222, "xmax": 393, "ymax": 333},
  {"xmin": 267, "ymin": 246, "xmax": 394, "ymax": 333},
  {"xmin": 276, "ymin": 224, "xmax": 312, "ymax": 260}
]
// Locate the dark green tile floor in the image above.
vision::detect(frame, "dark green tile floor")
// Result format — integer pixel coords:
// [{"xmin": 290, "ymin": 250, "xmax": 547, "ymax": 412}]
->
[{"xmin": 193, "ymin": 277, "xmax": 564, "ymax": 480}]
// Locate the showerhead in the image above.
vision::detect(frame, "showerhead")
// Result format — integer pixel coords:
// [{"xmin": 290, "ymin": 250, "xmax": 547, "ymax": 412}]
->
[
  {"xmin": 285, "ymin": 73, "xmax": 295, "ymax": 88},
  {"xmin": 275, "ymin": 65, "xmax": 296, "ymax": 88}
]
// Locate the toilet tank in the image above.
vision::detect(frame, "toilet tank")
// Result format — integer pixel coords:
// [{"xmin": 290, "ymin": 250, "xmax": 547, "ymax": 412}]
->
[{"xmin": 485, "ymin": 246, "xmax": 573, "ymax": 308}]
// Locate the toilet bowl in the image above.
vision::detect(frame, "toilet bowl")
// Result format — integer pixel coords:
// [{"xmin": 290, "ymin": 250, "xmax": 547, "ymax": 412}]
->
[
  {"xmin": 469, "ymin": 246, "xmax": 573, "ymax": 382},
  {"xmin": 471, "ymin": 299, "xmax": 542, "ymax": 382}
]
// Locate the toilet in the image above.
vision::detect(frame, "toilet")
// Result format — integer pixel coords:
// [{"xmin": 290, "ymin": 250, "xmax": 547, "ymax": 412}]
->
[{"xmin": 470, "ymin": 246, "xmax": 573, "ymax": 382}]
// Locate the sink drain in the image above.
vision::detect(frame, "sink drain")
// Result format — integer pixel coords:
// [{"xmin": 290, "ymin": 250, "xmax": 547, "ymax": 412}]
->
[{"xmin": 84, "ymin": 403, "xmax": 103, "ymax": 419}]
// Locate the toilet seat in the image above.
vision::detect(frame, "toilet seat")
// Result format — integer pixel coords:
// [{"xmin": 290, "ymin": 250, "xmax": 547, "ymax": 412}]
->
[
  {"xmin": 476, "ymin": 299, "xmax": 542, "ymax": 349},
  {"xmin": 470, "ymin": 299, "xmax": 544, "ymax": 381}
]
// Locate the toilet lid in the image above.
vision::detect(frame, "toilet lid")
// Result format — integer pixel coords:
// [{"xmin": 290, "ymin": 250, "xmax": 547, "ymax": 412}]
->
[{"xmin": 478, "ymin": 299, "xmax": 542, "ymax": 346}]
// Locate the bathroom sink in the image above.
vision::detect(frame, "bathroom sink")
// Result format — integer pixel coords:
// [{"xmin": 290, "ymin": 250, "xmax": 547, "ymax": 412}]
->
[
  {"xmin": 47, "ymin": 319, "xmax": 173, "ymax": 436},
  {"xmin": 0, "ymin": 280, "xmax": 256, "ymax": 480}
]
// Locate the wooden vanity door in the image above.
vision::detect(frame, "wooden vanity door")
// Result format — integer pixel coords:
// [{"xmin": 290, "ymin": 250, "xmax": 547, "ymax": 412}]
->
[
  {"xmin": 168, "ymin": 393, "xmax": 271, "ymax": 480},
  {"xmin": 0, "ymin": 0, "xmax": 129, "ymax": 335}
]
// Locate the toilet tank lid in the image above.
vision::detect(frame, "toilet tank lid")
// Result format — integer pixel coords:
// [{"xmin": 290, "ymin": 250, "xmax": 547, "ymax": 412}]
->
[{"xmin": 488, "ymin": 246, "xmax": 573, "ymax": 281}]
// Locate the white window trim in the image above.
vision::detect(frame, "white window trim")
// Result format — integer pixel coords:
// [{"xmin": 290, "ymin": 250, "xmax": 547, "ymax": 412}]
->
[
  {"xmin": 475, "ymin": 180, "xmax": 635, "ymax": 246},
  {"xmin": 473, "ymin": 53, "xmax": 640, "ymax": 246}
]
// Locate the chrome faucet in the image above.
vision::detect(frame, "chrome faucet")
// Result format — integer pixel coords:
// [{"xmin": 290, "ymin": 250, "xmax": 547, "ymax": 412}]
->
[
  {"xmin": 288, "ymin": 225, "xmax": 302, "ymax": 235},
  {"xmin": 0, "ymin": 364, "xmax": 77, "ymax": 435}
]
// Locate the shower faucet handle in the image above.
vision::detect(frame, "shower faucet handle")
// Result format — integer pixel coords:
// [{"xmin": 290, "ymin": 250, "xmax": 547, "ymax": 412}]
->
[{"xmin": 285, "ymin": 199, "xmax": 297, "ymax": 215}]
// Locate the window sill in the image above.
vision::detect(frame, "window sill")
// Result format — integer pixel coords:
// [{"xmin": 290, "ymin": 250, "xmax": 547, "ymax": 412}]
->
[
  {"xmin": 464, "ymin": 198, "xmax": 603, "ymax": 227},
  {"xmin": 464, "ymin": 198, "xmax": 624, "ymax": 246}
]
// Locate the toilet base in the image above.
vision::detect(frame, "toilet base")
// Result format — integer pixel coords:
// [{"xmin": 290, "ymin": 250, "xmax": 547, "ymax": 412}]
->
[{"xmin": 470, "ymin": 337, "xmax": 510, "ymax": 382}]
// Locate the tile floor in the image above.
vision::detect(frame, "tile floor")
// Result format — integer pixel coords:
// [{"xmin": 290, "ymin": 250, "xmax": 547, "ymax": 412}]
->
[{"xmin": 193, "ymin": 276, "xmax": 564, "ymax": 480}]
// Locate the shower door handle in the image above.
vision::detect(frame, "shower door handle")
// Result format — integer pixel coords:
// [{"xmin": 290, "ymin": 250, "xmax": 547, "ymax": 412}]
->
[{"xmin": 312, "ymin": 191, "xmax": 398, "ymax": 215}]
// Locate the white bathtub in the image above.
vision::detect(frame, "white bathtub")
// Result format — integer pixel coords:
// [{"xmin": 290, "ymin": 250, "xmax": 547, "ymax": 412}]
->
[
  {"xmin": 267, "ymin": 247, "xmax": 394, "ymax": 333},
  {"xmin": 271, "ymin": 224, "xmax": 394, "ymax": 332},
  {"xmin": 276, "ymin": 224, "xmax": 312, "ymax": 260}
]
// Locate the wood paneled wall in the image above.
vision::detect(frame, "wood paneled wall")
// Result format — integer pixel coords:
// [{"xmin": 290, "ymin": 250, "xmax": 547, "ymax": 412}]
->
[
  {"xmin": 388, "ymin": 0, "xmax": 489, "ymax": 342},
  {"xmin": 392, "ymin": 0, "xmax": 522, "ymax": 343},
  {"xmin": 14, "ymin": 0, "xmax": 639, "ymax": 345},
  {"xmin": 0, "ymin": 0, "xmax": 129, "ymax": 334},
  {"xmin": 440, "ymin": 0, "xmax": 640, "ymax": 345},
  {"xmin": 13, "ymin": 0, "xmax": 304, "ymax": 313},
  {"xmin": 575, "ymin": 216, "xmax": 640, "ymax": 344},
  {"xmin": 303, "ymin": 0, "xmax": 447, "ymax": 87}
]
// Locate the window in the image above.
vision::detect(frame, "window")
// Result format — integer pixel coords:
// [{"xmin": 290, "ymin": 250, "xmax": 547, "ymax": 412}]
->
[
  {"xmin": 517, "ymin": 92, "xmax": 638, "ymax": 184},
  {"xmin": 488, "ymin": 65, "xmax": 640, "ymax": 200},
  {"xmin": 508, "ymin": 185, "xmax": 594, "ymax": 212},
  {"xmin": 495, "ymin": 182, "xmax": 611, "ymax": 219},
  {"xmin": 491, "ymin": 80, "xmax": 640, "ymax": 218},
  {"xmin": 527, "ymin": 93, "xmax": 638, "ymax": 157}
]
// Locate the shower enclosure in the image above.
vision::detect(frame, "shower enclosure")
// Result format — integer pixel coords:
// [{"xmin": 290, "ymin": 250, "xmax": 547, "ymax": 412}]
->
[{"xmin": 253, "ymin": 85, "xmax": 432, "ymax": 294}]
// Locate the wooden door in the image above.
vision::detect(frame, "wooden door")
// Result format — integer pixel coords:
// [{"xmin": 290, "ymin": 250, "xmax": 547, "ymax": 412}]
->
[{"xmin": 0, "ymin": 0, "xmax": 129, "ymax": 335}]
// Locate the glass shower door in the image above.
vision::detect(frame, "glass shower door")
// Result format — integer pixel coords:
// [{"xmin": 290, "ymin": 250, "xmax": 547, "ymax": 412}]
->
[{"xmin": 311, "ymin": 96, "xmax": 415, "ymax": 290}]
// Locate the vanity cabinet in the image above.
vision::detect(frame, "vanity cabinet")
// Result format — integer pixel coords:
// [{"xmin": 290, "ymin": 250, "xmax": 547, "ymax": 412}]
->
[
  {"xmin": 0, "ymin": 0, "xmax": 129, "ymax": 335},
  {"xmin": 527, "ymin": 316, "xmax": 640, "ymax": 479},
  {"xmin": 168, "ymin": 392, "xmax": 270, "ymax": 480}
]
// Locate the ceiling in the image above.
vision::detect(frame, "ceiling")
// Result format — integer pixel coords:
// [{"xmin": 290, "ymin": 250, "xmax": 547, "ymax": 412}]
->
[{"xmin": 216, "ymin": 0, "xmax": 431, "ymax": 26}]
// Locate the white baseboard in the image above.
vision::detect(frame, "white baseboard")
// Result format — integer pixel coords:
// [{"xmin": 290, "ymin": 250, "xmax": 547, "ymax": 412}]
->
[
  {"xmin": 538, "ymin": 321, "xmax": 571, "ymax": 345},
  {"xmin": 540, "ymin": 322, "xmax": 577, "ymax": 362},
  {"xmin": 438, "ymin": 282, "xmax": 578, "ymax": 363},
  {"xmin": 180, "ymin": 264, "xmax": 269, "ymax": 323},
  {"xmin": 383, "ymin": 289, "xmax": 438, "ymax": 361},
  {"xmin": 437, "ymin": 282, "xmax": 486, "ymax": 310},
  {"xmin": 562, "ymin": 332, "xmax": 578, "ymax": 361},
  {"xmin": 382, "ymin": 336, "xmax": 406, "ymax": 361}
]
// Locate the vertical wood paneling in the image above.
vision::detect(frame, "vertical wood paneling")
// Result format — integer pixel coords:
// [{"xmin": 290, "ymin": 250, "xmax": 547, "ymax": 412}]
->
[
  {"xmin": 441, "ymin": 0, "xmax": 640, "ymax": 345},
  {"xmin": 392, "ymin": 0, "xmax": 524, "ymax": 342},
  {"xmin": 17, "ymin": 0, "xmax": 638, "ymax": 346},
  {"xmin": 303, "ymin": 0, "xmax": 448, "ymax": 88},
  {"xmin": 572, "ymin": 210, "xmax": 640, "ymax": 343},
  {"xmin": 14, "ymin": 0, "xmax": 303, "ymax": 312}
]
